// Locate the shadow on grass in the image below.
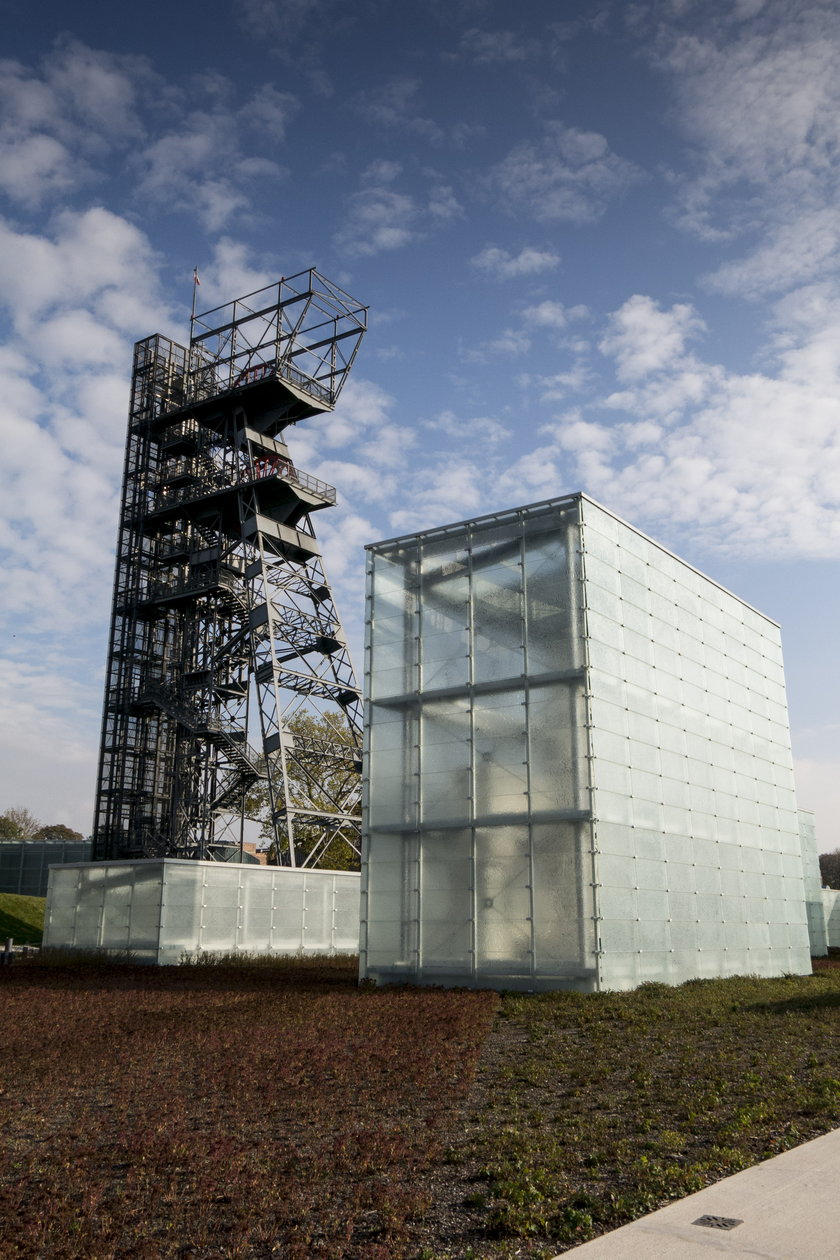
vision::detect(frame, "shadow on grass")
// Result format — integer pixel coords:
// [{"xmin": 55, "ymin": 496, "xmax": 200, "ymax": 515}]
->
[
  {"xmin": 751, "ymin": 989, "xmax": 840, "ymax": 1015},
  {"xmin": 0, "ymin": 908, "xmax": 42, "ymax": 946},
  {"xmin": 4, "ymin": 953, "xmax": 362, "ymax": 994}
]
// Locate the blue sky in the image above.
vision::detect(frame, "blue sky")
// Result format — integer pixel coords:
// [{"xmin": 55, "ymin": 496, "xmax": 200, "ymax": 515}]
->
[{"xmin": 1, "ymin": 0, "xmax": 838, "ymax": 848}]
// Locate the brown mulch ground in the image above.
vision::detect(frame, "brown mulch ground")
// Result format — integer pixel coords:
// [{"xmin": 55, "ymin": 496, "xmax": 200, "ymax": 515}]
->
[
  {"xmin": 4, "ymin": 956, "xmax": 840, "ymax": 1259},
  {"xmin": 0, "ymin": 957, "xmax": 497, "ymax": 1260}
]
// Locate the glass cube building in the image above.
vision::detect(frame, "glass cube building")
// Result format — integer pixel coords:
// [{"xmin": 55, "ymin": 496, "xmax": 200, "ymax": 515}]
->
[{"xmin": 360, "ymin": 493, "xmax": 811, "ymax": 991}]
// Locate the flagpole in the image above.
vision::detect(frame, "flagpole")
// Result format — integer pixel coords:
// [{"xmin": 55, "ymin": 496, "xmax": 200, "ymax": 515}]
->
[{"xmin": 190, "ymin": 267, "xmax": 200, "ymax": 332}]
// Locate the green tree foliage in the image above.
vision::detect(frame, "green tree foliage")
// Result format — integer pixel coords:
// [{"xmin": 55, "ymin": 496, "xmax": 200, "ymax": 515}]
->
[
  {"xmin": 819, "ymin": 851, "xmax": 840, "ymax": 890},
  {"xmin": 250, "ymin": 711, "xmax": 361, "ymax": 871},
  {"xmin": 0, "ymin": 811, "xmax": 84, "ymax": 844},
  {"xmin": 33, "ymin": 824, "xmax": 85, "ymax": 843}
]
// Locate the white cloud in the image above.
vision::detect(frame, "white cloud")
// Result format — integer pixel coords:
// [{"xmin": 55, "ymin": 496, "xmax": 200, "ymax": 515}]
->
[
  {"xmin": 526, "ymin": 291, "xmax": 840, "ymax": 559},
  {"xmin": 134, "ymin": 85, "xmax": 292, "ymax": 231},
  {"xmin": 495, "ymin": 443, "xmax": 567, "ymax": 502},
  {"xmin": 470, "ymin": 245, "xmax": 562, "ymax": 279},
  {"xmin": 245, "ymin": 84, "xmax": 299, "ymax": 140},
  {"xmin": 522, "ymin": 299, "xmax": 588, "ymax": 330},
  {"xmin": 0, "ymin": 131, "xmax": 79, "ymax": 205},
  {"xmin": 0, "ymin": 209, "xmax": 170, "ymax": 647},
  {"xmin": 489, "ymin": 328, "xmax": 532, "ymax": 356},
  {"xmin": 353, "ymin": 77, "xmax": 441, "ymax": 141},
  {"xmin": 387, "ymin": 458, "xmax": 487, "ymax": 536},
  {"xmin": 335, "ymin": 162, "xmax": 461, "ymax": 256},
  {"xmin": 0, "ymin": 207, "xmax": 165, "ymax": 341},
  {"xmin": 599, "ymin": 294, "xmax": 705, "ymax": 381},
  {"xmin": 521, "ymin": 363, "xmax": 594, "ymax": 402},
  {"xmin": 287, "ymin": 377, "xmax": 405, "ymax": 469},
  {"xmin": 0, "ymin": 656, "xmax": 101, "ymax": 833},
  {"xmin": 488, "ymin": 121, "xmax": 640, "ymax": 222},
  {"xmin": 238, "ymin": 0, "xmax": 337, "ymax": 42},
  {"xmin": 0, "ymin": 40, "xmax": 151, "ymax": 206},
  {"xmin": 427, "ymin": 410, "xmax": 511, "ymax": 445},
  {"xmin": 353, "ymin": 76, "xmax": 482, "ymax": 147},
  {"xmin": 704, "ymin": 208, "xmax": 840, "ymax": 298},
  {"xmin": 655, "ymin": 2, "xmax": 840, "ymax": 295},
  {"xmin": 0, "ymin": 39, "xmax": 296, "ymax": 229},
  {"xmin": 191, "ymin": 238, "xmax": 280, "ymax": 314}
]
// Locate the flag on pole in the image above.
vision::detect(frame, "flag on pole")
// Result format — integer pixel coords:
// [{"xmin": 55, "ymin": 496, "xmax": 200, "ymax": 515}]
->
[{"xmin": 193, "ymin": 268, "xmax": 201, "ymax": 286}]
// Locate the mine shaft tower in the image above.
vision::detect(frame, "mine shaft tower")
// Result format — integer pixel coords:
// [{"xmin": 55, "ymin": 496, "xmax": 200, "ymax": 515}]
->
[{"xmin": 92, "ymin": 269, "xmax": 367, "ymax": 867}]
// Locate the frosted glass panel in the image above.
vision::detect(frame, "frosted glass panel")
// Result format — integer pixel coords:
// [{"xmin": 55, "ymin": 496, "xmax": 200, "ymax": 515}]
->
[
  {"xmin": 420, "ymin": 545, "xmax": 469, "ymax": 690},
  {"xmin": 531, "ymin": 822, "xmax": 596, "ymax": 974},
  {"xmin": 582, "ymin": 496, "xmax": 809, "ymax": 990},
  {"xmin": 473, "ymin": 690, "xmax": 527, "ymax": 818},
  {"xmin": 523, "ymin": 531, "xmax": 578, "ymax": 673},
  {"xmin": 420, "ymin": 698, "xmax": 470, "ymax": 823},
  {"xmin": 45, "ymin": 861, "xmax": 360, "ymax": 962},
  {"xmin": 472, "ymin": 562, "xmax": 524, "ymax": 683},
  {"xmin": 528, "ymin": 682, "xmax": 587, "ymax": 812},
  {"xmin": 475, "ymin": 826, "xmax": 531, "ymax": 972},
  {"xmin": 363, "ymin": 496, "xmax": 594, "ymax": 991}
]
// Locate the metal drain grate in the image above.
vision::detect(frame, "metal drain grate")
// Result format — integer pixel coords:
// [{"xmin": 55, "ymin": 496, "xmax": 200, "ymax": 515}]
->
[{"xmin": 693, "ymin": 1214, "xmax": 743, "ymax": 1231}]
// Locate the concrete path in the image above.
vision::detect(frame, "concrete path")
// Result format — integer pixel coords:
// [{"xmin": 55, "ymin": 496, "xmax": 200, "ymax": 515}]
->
[{"xmin": 562, "ymin": 1126, "xmax": 840, "ymax": 1258}]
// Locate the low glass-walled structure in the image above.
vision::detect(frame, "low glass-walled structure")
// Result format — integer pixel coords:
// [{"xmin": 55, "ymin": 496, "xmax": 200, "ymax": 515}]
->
[
  {"xmin": 43, "ymin": 860, "xmax": 360, "ymax": 964},
  {"xmin": 360, "ymin": 493, "xmax": 811, "ymax": 992}
]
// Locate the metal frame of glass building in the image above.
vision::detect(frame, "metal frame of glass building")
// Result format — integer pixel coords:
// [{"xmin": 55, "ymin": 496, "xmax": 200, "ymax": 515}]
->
[{"xmin": 360, "ymin": 493, "xmax": 811, "ymax": 992}]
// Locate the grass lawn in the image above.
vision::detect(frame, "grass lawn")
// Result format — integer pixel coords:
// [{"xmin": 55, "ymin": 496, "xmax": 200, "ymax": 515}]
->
[
  {"xmin": 431, "ymin": 959, "xmax": 840, "ymax": 1256},
  {"xmin": 2, "ymin": 956, "xmax": 840, "ymax": 1258},
  {"xmin": 0, "ymin": 892, "xmax": 45, "ymax": 945}
]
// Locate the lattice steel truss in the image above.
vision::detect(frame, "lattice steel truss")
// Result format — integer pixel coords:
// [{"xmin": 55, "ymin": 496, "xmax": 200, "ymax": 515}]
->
[{"xmin": 92, "ymin": 269, "xmax": 367, "ymax": 866}]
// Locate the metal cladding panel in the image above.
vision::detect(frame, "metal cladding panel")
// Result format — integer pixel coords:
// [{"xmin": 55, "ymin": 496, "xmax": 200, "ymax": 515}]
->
[
  {"xmin": 43, "ymin": 860, "xmax": 359, "ymax": 963},
  {"xmin": 361, "ymin": 497, "xmax": 599, "ymax": 992},
  {"xmin": 580, "ymin": 498, "xmax": 811, "ymax": 990}
]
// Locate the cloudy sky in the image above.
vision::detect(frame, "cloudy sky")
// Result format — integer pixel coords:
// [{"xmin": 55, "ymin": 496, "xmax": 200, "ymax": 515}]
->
[{"xmin": 1, "ymin": 0, "xmax": 839, "ymax": 848}]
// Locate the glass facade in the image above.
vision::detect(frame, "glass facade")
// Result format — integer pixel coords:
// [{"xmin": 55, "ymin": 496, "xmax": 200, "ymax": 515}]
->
[
  {"xmin": 43, "ymin": 860, "xmax": 360, "ymax": 963},
  {"xmin": 360, "ymin": 493, "xmax": 812, "ymax": 991},
  {"xmin": 581, "ymin": 500, "xmax": 809, "ymax": 988},
  {"xmin": 824, "ymin": 889, "xmax": 840, "ymax": 948},
  {"xmin": 799, "ymin": 809, "xmax": 828, "ymax": 956},
  {"xmin": 362, "ymin": 496, "xmax": 598, "ymax": 990}
]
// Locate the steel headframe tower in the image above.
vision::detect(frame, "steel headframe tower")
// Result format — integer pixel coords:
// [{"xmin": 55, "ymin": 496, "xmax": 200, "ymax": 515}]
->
[{"xmin": 92, "ymin": 269, "xmax": 367, "ymax": 867}]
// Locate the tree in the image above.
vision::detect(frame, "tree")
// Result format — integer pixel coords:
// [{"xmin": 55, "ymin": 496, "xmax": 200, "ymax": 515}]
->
[
  {"xmin": 0, "ymin": 807, "xmax": 42, "ymax": 840},
  {"xmin": 819, "ymin": 851, "xmax": 840, "ymax": 890},
  {"xmin": 33, "ymin": 824, "xmax": 85, "ymax": 843},
  {"xmin": 248, "ymin": 711, "xmax": 361, "ymax": 871}
]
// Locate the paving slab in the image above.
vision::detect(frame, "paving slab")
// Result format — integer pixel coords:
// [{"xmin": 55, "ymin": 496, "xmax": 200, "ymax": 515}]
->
[{"xmin": 561, "ymin": 1125, "xmax": 840, "ymax": 1258}]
